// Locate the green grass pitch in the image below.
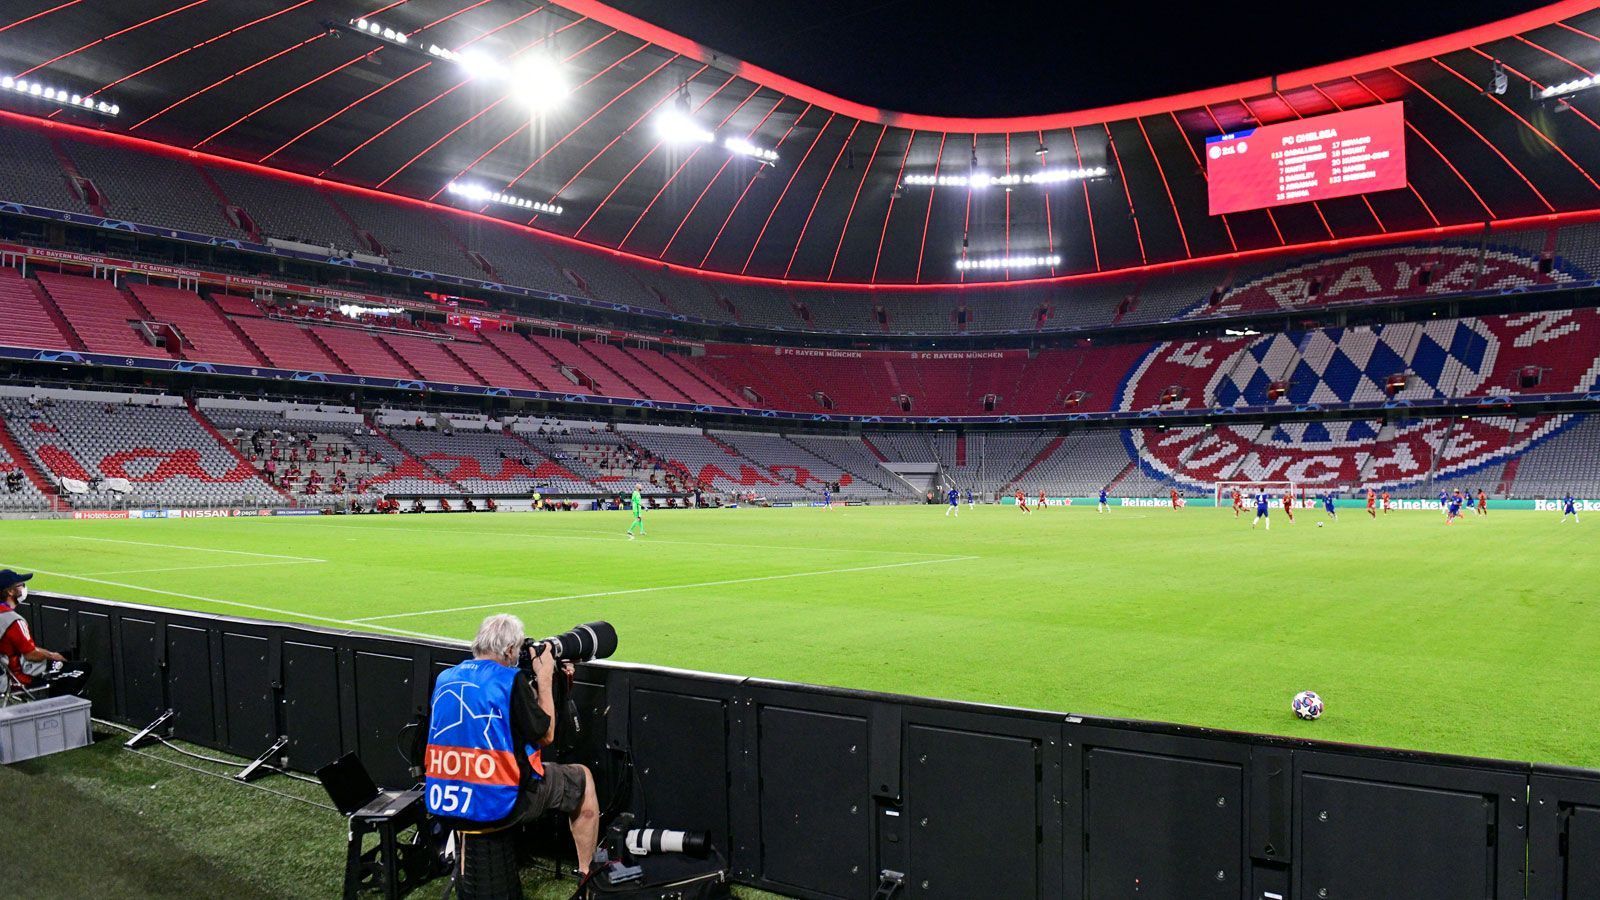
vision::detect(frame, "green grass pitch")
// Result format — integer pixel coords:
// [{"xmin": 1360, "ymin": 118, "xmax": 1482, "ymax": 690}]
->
[{"xmin": 5, "ymin": 503, "xmax": 1597, "ymax": 767}]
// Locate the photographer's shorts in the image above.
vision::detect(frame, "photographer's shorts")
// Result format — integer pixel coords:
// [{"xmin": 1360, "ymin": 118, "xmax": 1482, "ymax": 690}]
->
[{"xmin": 518, "ymin": 761, "xmax": 587, "ymax": 820}]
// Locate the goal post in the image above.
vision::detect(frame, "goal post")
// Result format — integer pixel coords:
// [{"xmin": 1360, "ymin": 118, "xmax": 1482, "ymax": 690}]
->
[{"xmin": 1214, "ymin": 481, "xmax": 1303, "ymax": 508}]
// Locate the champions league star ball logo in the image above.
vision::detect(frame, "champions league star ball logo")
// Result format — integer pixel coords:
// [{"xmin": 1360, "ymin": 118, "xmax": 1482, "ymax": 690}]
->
[{"xmin": 1115, "ymin": 250, "xmax": 1600, "ymax": 490}]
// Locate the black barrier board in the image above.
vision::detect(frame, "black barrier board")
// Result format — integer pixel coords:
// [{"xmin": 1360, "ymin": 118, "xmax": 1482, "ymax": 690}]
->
[{"xmin": 25, "ymin": 591, "xmax": 1595, "ymax": 900}]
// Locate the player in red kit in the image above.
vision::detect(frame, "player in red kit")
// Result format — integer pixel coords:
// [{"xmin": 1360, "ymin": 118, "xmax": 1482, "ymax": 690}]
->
[
  {"xmin": 1232, "ymin": 488, "xmax": 1244, "ymax": 518},
  {"xmin": 1381, "ymin": 490, "xmax": 1391, "ymax": 514},
  {"xmin": 1366, "ymin": 488, "xmax": 1377, "ymax": 519},
  {"xmin": 1038, "ymin": 490, "xmax": 1048, "ymax": 509},
  {"xmin": 1015, "ymin": 490, "xmax": 1031, "ymax": 514},
  {"xmin": 1281, "ymin": 491, "xmax": 1295, "ymax": 524},
  {"xmin": 1170, "ymin": 487, "xmax": 1180, "ymax": 511}
]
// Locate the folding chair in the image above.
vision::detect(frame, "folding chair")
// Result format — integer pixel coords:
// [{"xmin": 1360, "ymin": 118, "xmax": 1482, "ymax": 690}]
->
[{"xmin": 0, "ymin": 652, "xmax": 43, "ymax": 708}]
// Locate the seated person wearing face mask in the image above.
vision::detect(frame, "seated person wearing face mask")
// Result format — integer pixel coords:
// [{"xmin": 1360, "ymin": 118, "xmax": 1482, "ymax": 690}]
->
[{"xmin": 0, "ymin": 570, "xmax": 91, "ymax": 698}]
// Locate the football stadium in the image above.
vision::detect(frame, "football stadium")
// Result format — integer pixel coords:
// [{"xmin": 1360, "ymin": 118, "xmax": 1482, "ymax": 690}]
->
[{"xmin": 1, "ymin": 1, "xmax": 1599, "ymax": 897}]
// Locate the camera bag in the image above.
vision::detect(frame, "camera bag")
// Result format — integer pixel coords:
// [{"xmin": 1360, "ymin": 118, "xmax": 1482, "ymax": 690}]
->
[{"xmin": 582, "ymin": 850, "xmax": 732, "ymax": 900}]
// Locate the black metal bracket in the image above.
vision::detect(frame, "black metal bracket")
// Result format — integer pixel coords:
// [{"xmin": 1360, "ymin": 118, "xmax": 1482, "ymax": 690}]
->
[
  {"xmin": 873, "ymin": 869, "xmax": 905, "ymax": 900},
  {"xmin": 124, "ymin": 709, "xmax": 175, "ymax": 749},
  {"xmin": 234, "ymin": 735, "xmax": 289, "ymax": 782}
]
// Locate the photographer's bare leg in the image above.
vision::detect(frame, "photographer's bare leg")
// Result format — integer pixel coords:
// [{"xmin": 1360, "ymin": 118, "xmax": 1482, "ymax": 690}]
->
[{"xmin": 572, "ymin": 764, "xmax": 600, "ymax": 875}]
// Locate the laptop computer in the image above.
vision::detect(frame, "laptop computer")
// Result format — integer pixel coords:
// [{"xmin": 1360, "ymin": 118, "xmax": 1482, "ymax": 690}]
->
[{"xmin": 316, "ymin": 753, "xmax": 413, "ymax": 817}]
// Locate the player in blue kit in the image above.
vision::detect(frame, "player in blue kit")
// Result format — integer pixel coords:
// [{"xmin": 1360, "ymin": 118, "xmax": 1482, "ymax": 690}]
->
[
  {"xmin": 1251, "ymin": 491, "xmax": 1271, "ymax": 530},
  {"xmin": 944, "ymin": 487, "xmax": 960, "ymax": 517},
  {"xmin": 822, "ymin": 487, "xmax": 832, "ymax": 509},
  {"xmin": 1562, "ymin": 494, "xmax": 1581, "ymax": 523},
  {"xmin": 1098, "ymin": 488, "xmax": 1109, "ymax": 513},
  {"xmin": 1446, "ymin": 493, "xmax": 1463, "ymax": 525},
  {"xmin": 1438, "ymin": 489, "xmax": 1449, "ymax": 517},
  {"xmin": 966, "ymin": 488, "xmax": 975, "ymax": 509},
  {"xmin": 1322, "ymin": 492, "xmax": 1338, "ymax": 521}
]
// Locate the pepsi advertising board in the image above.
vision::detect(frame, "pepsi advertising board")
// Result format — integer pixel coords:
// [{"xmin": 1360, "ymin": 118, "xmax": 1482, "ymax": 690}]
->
[{"xmin": 1206, "ymin": 102, "xmax": 1406, "ymax": 215}]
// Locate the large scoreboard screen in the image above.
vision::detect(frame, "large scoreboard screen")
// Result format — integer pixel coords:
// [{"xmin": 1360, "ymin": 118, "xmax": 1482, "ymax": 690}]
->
[{"xmin": 1206, "ymin": 102, "xmax": 1406, "ymax": 215}]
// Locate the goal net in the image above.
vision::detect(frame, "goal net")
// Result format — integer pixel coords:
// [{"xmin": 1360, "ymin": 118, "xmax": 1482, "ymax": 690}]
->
[{"xmin": 1214, "ymin": 481, "xmax": 1304, "ymax": 508}]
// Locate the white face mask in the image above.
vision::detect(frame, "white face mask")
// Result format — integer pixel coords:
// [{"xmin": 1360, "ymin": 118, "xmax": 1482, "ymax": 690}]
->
[{"xmin": 13, "ymin": 585, "xmax": 26, "ymax": 603}]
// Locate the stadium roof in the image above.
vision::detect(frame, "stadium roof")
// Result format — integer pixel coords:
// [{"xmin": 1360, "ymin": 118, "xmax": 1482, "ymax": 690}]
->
[{"xmin": 4, "ymin": 0, "xmax": 1600, "ymax": 286}]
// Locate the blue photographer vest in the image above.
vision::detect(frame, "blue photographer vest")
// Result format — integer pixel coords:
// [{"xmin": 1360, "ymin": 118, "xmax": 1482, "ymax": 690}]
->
[{"xmin": 424, "ymin": 658, "xmax": 543, "ymax": 823}]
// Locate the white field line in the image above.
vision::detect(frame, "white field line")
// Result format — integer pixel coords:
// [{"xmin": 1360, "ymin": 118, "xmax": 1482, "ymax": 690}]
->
[
  {"xmin": 10, "ymin": 565, "xmax": 441, "ymax": 641},
  {"xmin": 80, "ymin": 560, "xmax": 325, "ymax": 576},
  {"xmin": 280, "ymin": 520, "xmax": 960, "ymax": 558},
  {"xmin": 65, "ymin": 535, "xmax": 326, "ymax": 562},
  {"xmin": 352, "ymin": 555, "xmax": 982, "ymax": 622}
]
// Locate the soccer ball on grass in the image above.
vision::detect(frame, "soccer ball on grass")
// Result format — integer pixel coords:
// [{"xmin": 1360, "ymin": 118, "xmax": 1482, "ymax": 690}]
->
[{"xmin": 1292, "ymin": 690, "xmax": 1324, "ymax": 720}]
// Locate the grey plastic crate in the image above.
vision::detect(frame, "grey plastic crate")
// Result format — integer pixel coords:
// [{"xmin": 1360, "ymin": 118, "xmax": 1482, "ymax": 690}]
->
[{"xmin": 0, "ymin": 695, "xmax": 92, "ymax": 763}]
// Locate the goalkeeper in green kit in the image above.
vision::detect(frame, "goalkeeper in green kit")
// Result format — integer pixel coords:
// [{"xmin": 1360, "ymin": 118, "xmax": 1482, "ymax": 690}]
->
[{"xmin": 626, "ymin": 482, "xmax": 646, "ymax": 539}]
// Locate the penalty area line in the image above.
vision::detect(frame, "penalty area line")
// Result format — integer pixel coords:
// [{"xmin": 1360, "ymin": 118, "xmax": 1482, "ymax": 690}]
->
[
  {"xmin": 78, "ymin": 560, "xmax": 326, "ymax": 576},
  {"xmin": 283, "ymin": 520, "xmax": 963, "ymax": 558},
  {"xmin": 353, "ymin": 554, "xmax": 983, "ymax": 622},
  {"xmin": 7, "ymin": 565, "xmax": 443, "ymax": 641},
  {"xmin": 64, "ymin": 535, "xmax": 326, "ymax": 562}
]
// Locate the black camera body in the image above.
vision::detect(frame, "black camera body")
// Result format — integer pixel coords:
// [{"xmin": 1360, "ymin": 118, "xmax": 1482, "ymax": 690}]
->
[{"xmin": 517, "ymin": 620, "xmax": 618, "ymax": 673}]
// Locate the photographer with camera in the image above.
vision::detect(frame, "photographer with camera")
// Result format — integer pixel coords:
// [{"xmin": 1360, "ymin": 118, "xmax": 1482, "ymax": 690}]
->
[{"xmin": 424, "ymin": 614, "xmax": 601, "ymax": 877}]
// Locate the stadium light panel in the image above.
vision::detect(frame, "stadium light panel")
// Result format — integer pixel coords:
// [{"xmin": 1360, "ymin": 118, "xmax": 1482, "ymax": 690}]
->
[
  {"xmin": 510, "ymin": 56, "xmax": 568, "ymax": 110},
  {"xmin": 445, "ymin": 181, "xmax": 563, "ymax": 215},
  {"xmin": 723, "ymin": 136, "xmax": 778, "ymax": 163},
  {"xmin": 904, "ymin": 166, "xmax": 1106, "ymax": 188},
  {"xmin": 955, "ymin": 254, "xmax": 1061, "ymax": 271},
  {"xmin": 345, "ymin": 17, "xmax": 565, "ymax": 111},
  {"xmin": 455, "ymin": 49, "xmax": 496, "ymax": 79},
  {"xmin": 657, "ymin": 109, "xmax": 715, "ymax": 144},
  {"xmin": 1, "ymin": 74, "xmax": 117, "ymax": 116},
  {"xmin": 1536, "ymin": 75, "xmax": 1600, "ymax": 101}
]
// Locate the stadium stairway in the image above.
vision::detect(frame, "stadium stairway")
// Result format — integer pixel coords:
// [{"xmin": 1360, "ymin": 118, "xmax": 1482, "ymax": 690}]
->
[
  {"xmin": 624, "ymin": 346, "xmax": 725, "ymax": 405},
  {"xmin": 128, "ymin": 283, "xmax": 269, "ymax": 368},
  {"xmin": 479, "ymin": 330, "xmax": 558, "ymax": 391},
  {"xmin": 610, "ymin": 430, "xmax": 694, "ymax": 486},
  {"xmin": 1497, "ymin": 455, "xmax": 1522, "ymax": 497},
  {"xmin": 1002, "ymin": 435, "xmax": 1067, "ymax": 491},
  {"xmin": 502, "ymin": 429, "xmax": 603, "ymax": 491},
  {"xmin": 703, "ymin": 432, "xmax": 747, "ymax": 459},
  {"xmin": 305, "ymin": 330, "xmax": 358, "ymax": 375},
  {"xmin": 187, "ymin": 399, "xmax": 297, "ymax": 505},
  {"xmin": 35, "ymin": 272, "xmax": 154, "ymax": 357},
  {"xmin": 0, "ymin": 268, "xmax": 74, "ymax": 351},
  {"xmin": 119, "ymin": 286, "xmax": 156, "ymax": 323},
  {"xmin": 441, "ymin": 336, "xmax": 542, "ymax": 392},
  {"xmin": 361, "ymin": 415, "xmax": 463, "ymax": 489},
  {"xmin": 652, "ymin": 351, "xmax": 745, "ymax": 407},
  {"xmin": 527, "ymin": 335, "xmax": 606, "ymax": 394},
  {"xmin": 780, "ymin": 434, "xmax": 909, "ymax": 497},
  {"xmin": 217, "ymin": 307, "xmax": 273, "ymax": 367},
  {"xmin": 581, "ymin": 341, "xmax": 690, "ymax": 402},
  {"xmin": 48, "ymin": 138, "xmax": 104, "ymax": 217},
  {"xmin": 194, "ymin": 167, "xmax": 258, "ymax": 241},
  {"xmin": 27, "ymin": 275, "xmax": 88, "ymax": 350},
  {"xmin": 0, "ymin": 415, "xmax": 62, "ymax": 504},
  {"xmin": 1102, "ymin": 460, "xmax": 1140, "ymax": 495},
  {"xmin": 378, "ymin": 333, "xmax": 483, "ymax": 385},
  {"xmin": 313, "ymin": 321, "xmax": 419, "ymax": 377},
  {"xmin": 572, "ymin": 342, "xmax": 645, "ymax": 396}
]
